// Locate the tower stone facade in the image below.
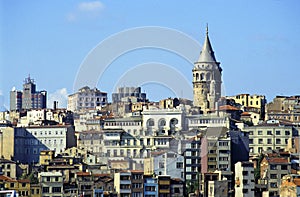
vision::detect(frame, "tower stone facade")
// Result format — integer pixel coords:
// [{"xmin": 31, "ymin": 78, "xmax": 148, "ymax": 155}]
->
[{"xmin": 193, "ymin": 27, "xmax": 222, "ymax": 113}]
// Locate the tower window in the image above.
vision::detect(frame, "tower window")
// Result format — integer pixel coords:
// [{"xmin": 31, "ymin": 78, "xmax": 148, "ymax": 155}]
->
[{"xmin": 200, "ymin": 73, "xmax": 204, "ymax": 81}]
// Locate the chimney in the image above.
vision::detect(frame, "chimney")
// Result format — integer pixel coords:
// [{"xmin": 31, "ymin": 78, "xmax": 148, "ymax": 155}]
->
[{"xmin": 53, "ymin": 101, "xmax": 58, "ymax": 110}]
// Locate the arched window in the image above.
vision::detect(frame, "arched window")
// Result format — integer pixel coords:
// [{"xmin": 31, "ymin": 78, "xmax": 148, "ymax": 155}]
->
[
  {"xmin": 200, "ymin": 73, "xmax": 205, "ymax": 81},
  {"xmin": 196, "ymin": 73, "xmax": 199, "ymax": 80},
  {"xmin": 170, "ymin": 118, "xmax": 178, "ymax": 129},
  {"xmin": 147, "ymin": 118, "xmax": 155, "ymax": 127},
  {"xmin": 158, "ymin": 118, "xmax": 166, "ymax": 127}
]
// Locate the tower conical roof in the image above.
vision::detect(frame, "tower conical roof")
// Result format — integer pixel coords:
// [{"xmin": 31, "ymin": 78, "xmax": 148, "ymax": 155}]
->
[{"xmin": 197, "ymin": 25, "xmax": 217, "ymax": 63}]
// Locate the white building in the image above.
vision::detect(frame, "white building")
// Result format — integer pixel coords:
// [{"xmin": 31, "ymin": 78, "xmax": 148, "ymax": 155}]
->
[
  {"xmin": 67, "ymin": 86, "xmax": 107, "ymax": 112},
  {"xmin": 39, "ymin": 172, "xmax": 63, "ymax": 197},
  {"xmin": 103, "ymin": 116, "xmax": 143, "ymax": 136},
  {"xmin": 142, "ymin": 105, "xmax": 185, "ymax": 136},
  {"xmin": 234, "ymin": 161, "xmax": 255, "ymax": 197},
  {"xmin": 243, "ymin": 120, "xmax": 293, "ymax": 155},
  {"xmin": 185, "ymin": 114, "xmax": 230, "ymax": 130},
  {"xmin": 13, "ymin": 125, "xmax": 76, "ymax": 163}
]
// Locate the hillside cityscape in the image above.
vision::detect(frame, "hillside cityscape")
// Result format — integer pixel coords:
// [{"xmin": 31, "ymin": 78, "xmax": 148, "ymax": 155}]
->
[{"xmin": 1, "ymin": 27, "xmax": 300, "ymax": 197}]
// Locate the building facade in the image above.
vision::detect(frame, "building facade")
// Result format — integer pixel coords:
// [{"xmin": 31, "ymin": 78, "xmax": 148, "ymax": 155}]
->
[
  {"xmin": 112, "ymin": 87, "xmax": 146, "ymax": 103},
  {"xmin": 234, "ymin": 161, "xmax": 255, "ymax": 197},
  {"xmin": 243, "ymin": 120, "xmax": 293, "ymax": 156},
  {"xmin": 1, "ymin": 125, "xmax": 76, "ymax": 164},
  {"xmin": 39, "ymin": 172, "xmax": 63, "ymax": 197},
  {"xmin": 67, "ymin": 86, "xmax": 107, "ymax": 112}
]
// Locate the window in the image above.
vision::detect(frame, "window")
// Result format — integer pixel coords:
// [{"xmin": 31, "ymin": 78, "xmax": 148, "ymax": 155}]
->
[
  {"xmin": 159, "ymin": 161, "xmax": 164, "ymax": 168},
  {"xmin": 249, "ymin": 131, "xmax": 253, "ymax": 135},
  {"xmin": 281, "ymin": 165, "xmax": 288, "ymax": 170},
  {"xmin": 258, "ymin": 130, "xmax": 262, "ymax": 135},
  {"xmin": 42, "ymin": 187, "xmax": 50, "ymax": 193},
  {"xmin": 249, "ymin": 139, "xmax": 253, "ymax": 144},
  {"xmin": 270, "ymin": 183, "xmax": 277, "ymax": 188},
  {"xmin": 267, "ymin": 139, "xmax": 272, "ymax": 144},
  {"xmin": 270, "ymin": 165, "xmax": 277, "ymax": 170},
  {"xmin": 267, "ymin": 130, "xmax": 272, "ymax": 135},
  {"xmin": 176, "ymin": 162, "xmax": 183, "ymax": 169},
  {"xmin": 259, "ymin": 139, "xmax": 263, "ymax": 144},
  {"xmin": 276, "ymin": 130, "xmax": 281, "ymax": 135},
  {"xmin": 285, "ymin": 130, "xmax": 290, "ymax": 136},
  {"xmin": 270, "ymin": 174, "xmax": 277, "ymax": 179},
  {"xmin": 276, "ymin": 139, "xmax": 281, "ymax": 144},
  {"xmin": 52, "ymin": 187, "xmax": 61, "ymax": 193}
]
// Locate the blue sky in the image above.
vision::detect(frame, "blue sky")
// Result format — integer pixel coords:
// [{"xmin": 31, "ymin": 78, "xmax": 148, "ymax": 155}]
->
[{"xmin": 1, "ymin": 0, "xmax": 300, "ymax": 109}]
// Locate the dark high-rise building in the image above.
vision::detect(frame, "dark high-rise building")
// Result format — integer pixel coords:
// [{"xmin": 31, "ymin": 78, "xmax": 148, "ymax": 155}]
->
[
  {"xmin": 10, "ymin": 89, "xmax": 22, "ymax": 111},
  {"xmin": 112, "ymin": 87, "xmax": 147, "ymax": 103},
  {"xmin": 9, "ymin": 76, "xmax": 47, "ymax": 111}
]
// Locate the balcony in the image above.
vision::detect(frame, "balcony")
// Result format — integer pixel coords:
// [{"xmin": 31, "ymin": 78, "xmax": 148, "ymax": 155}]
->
[
  {"xmin": 120, "ymin": 180, "xmax": 131, "ymax": 185},
  {"xmin": 159, "ymin": 189, "xmax": 170, "ymax": 193},
  {"xmin": 159, "ymin": 180, "xmax": 170, "ymax": 185},
  {"xmin": 120, "ymin": 189, "xmax": 131, "ymax": 193}
]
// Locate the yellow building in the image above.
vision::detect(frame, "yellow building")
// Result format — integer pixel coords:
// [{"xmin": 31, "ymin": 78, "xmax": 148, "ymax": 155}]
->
[
  {"xmin": 39, "ymin": 150, "xmax": 55, "ymax": 165},
  {"xmin": 227, "ymin": 94, "xmax": 266, "ymax": 109},
  {"xmin": 280, "ymin": 175, "xmax": 300, "ymax": 197},
  {"xmin": 0, "ymin": 175, "xmax": 31, "ymax": 197},
  {"xmin": 0, "ymin": 127, "xmax": 14, "ymax": 160},
  {"xmin": 30, "ymin": 184, "xmax": 41, "ymax": 197},
  {"xmin": 227, "ymin": 94, "xmax": 266, "ymax": 120}
]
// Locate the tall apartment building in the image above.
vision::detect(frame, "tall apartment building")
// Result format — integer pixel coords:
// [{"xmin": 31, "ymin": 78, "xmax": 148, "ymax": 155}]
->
[
  {"xmin": 67, "ymin": 86, "xmax": 107, "ymax": 112},
  {"xmin": 114, "ymin": 170, "xmax": 144, "ymax": 197},
  {"xmin": 243, "ymin": 120, "xmax": 293, "ymax": 156},
  {"xmin": 10, "ymin": 76, "xmax": 47, "ymax": 111},
  {"xmin": 260, "ymin": 157, "xmax": 291, "ymax": 196},
  {"xmin": 182, "ymin": 136, "xmax": 201, "ymax": 193},
  {"xmin": 234, "ymin": 161, "xmax": 255, "ymax": 197},
  {"xmin": 112, "ymin": 87, "xmax": 146, "ymax": 103},
  {"xmin": 144, "ymin": 175, "xmax": 158, "ymax": 197}
]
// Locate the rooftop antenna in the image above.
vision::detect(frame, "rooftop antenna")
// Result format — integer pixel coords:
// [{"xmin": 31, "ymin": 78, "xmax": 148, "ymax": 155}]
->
[{"xmin": 206, "ymin": 23, "xmax": 209, "ymax": 36}]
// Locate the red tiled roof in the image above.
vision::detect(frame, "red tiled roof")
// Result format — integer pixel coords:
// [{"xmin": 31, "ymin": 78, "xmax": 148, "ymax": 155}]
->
[
  {"xmin": 241, "ymin": 112, "xmax": 251, "ymax": 116},
  {"xmin": 93, "ymin": 173, "xmax": 111, "ymax": 177},
  {"xmin": 267, "ymin": 157, "xmax": 289, "ymax": 164},
  {"xmin": 294, "ymin": 178, "xmax": 300, "ymax": 186},
  {"xmin": 0, "ymin": 175, "xmax": 15, "ymax": 182},
  {"xmin": 76, "ymin": 172, "xmax": 91, "ymax": 176},
  {"xmin": 218, "ymin": 105, "xmax": 239, "ymax": 111}
]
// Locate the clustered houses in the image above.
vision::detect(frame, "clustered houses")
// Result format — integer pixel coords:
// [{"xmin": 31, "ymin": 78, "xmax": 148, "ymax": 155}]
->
[{"xmin": 1, "ymin": 27, "xmax": 300, "ymax": 197}]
